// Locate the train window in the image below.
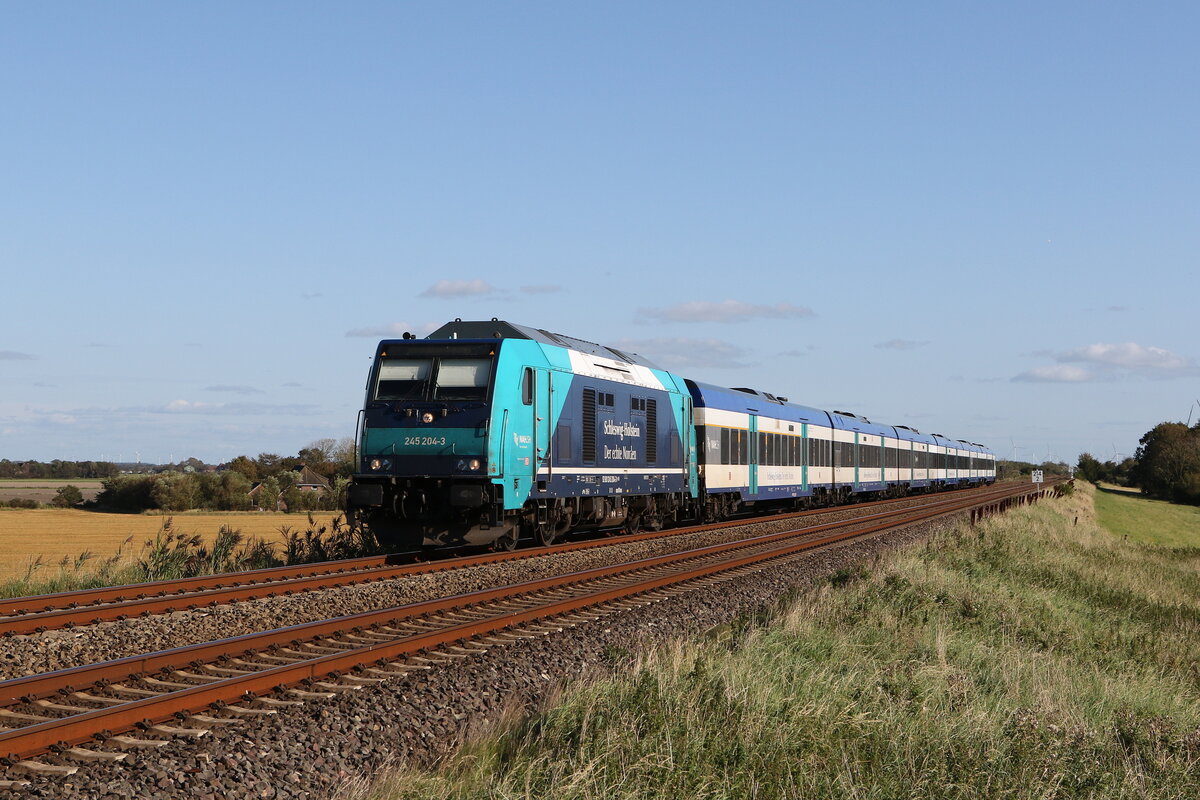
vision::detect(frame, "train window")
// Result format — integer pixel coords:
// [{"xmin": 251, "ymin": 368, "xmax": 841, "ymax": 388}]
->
[
  {"xmin": 863, "ymin": 445, "xmax": 877, "ymax": 469},
  {"xmin": 374, "ymin": 359, "xmax": 432, "ymax": 401},
  {"xmin": 521, "ymin": 368, "xmax": 533, "ymax": 405},
  {"xmin": 434, "ymin": 358, "xmax": 491, "ymax": 401},
  {"xmin": 738, "ymin": 430, "xmax": 748, "ymax": 465},
  {"xmin": 598, "ymin": 392, "xmax": 615, "ymax": 407},
  {"xmin": 720, "ymin": 427, "xmax": 731, "ymax": 465}
]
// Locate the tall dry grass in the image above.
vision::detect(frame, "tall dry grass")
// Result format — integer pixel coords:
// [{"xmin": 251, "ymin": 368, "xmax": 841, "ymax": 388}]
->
[{"xmin": 0, "ymin": 513, "xmax": 383, "ymax": 599}]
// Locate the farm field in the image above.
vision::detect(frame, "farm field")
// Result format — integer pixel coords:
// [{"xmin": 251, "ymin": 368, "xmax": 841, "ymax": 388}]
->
[
  {"xmin": 1094, "ymin": 482, "xmax": 1200, "ymax": 547},
  {"xmin": 359, "ymin": 482, "xmax": 1200, "ymax": 800},
  {"xmin": 0, "ymin": 479, "xmax": 104, "ymax": 504},
  {"xmin": 0, "ymin": 509, "xmax": 343, "ymax": 581}
]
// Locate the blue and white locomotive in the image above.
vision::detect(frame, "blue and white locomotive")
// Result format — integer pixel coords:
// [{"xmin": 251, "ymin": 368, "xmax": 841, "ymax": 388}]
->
[{"xmin": 347, "ymin": 319, "xmax": 996, "ymax": 549}]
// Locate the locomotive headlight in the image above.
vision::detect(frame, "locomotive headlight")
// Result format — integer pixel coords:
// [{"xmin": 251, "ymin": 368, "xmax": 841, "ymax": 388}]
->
[
  {"xmin": 370, "ymin": 458, "xmax": 382, "ymax": 470},
  {"xmin": 369, "ymin": 458, "xmax": 391, "ymax": 471},
  {"xmin": 469, "ymin": 458, "xmax": 481, "ymax": 470},
  {"xmin": 421, "ymin": 412, "xmax": 435, "ymax": 423}
]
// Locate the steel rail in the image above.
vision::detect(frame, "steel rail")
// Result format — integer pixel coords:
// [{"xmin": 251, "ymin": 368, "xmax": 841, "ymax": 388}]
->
[
  {"xmin": 0, "ymin": 482, "xmax": 1047, "ymax": 762},
  {"xmin": 1, "ymin": 482, "xmax": 1020, "ymax": 635}
]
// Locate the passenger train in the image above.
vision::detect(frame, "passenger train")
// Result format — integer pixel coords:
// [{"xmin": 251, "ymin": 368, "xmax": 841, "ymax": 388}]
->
[{"xmin": 347, "ymin": 320, "xmax": 996, "ymax": 548}]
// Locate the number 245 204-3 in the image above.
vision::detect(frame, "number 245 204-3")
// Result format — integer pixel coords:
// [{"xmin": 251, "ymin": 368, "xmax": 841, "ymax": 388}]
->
[{"xmin": 404, "ymin": 436, "xmax": 447, "ymax": 447}]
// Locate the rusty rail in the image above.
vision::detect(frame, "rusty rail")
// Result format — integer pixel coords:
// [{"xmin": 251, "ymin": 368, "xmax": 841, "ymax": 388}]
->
[
  {"xmin": 0, "ymin": 481, "xmax": 1044, "ymax": 764},
  {"xmin": 1, "ymin": 483, "xmax": 1023, "ymax": 636}
]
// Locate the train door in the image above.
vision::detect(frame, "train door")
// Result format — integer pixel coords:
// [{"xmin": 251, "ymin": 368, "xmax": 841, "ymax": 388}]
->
[
  {"xmin": 533, "ymin": 369, "xmax": 552, "ymax": 490},
  {"xmin": 748, "ymin": 414, "xmax": 759, "ymax": 497},
  {"xmin": 681, "ymin": 395, "xmax": 697, "ymax": 496},
  {"xmin": 801, "ymin": 423, "xmax": 808, "ymax": 492},
  {"xmin": 853, "ymin": 432, "xmax": 860, "ymax": 492}
]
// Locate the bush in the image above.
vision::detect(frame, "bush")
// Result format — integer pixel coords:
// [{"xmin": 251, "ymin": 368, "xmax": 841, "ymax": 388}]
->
[
  {"xmin": 1, "ymin": 497, "xmax": 39, "ymax": 509},
  {"xmin": 50, "ymin": 484, "xmax": 85, "ymax": 508},
  {"xmin": 96, "ymin": 475, "xmax": 159, "ymax": 512}
]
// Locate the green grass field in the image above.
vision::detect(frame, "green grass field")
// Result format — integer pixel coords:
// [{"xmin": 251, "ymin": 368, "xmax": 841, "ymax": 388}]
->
[
  {"xmin": 353, "ymin": 482, "xmax": 1200, "ymax": 800},
  {"xmin": 1094, "ymin": 483, "xmax": 1200, "ymax": 547}
]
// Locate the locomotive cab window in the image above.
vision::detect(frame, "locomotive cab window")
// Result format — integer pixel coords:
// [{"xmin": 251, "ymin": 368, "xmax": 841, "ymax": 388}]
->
[
  {"xmin": 373, "ymin": 345, "xmax": 495, "ymax": 402},
  {"xmin": 434, "ymin": 358, "xmax": 492, "ymax": 401},
  {"xmin": 374, "ymin": 359, "xmax": 432, "ymax": 400}
]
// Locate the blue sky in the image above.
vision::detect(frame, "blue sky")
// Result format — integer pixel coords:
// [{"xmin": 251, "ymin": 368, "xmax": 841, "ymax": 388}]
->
[{"xmin": 2, "ymin": 2, "xmax": 1196, "ymax": 465}]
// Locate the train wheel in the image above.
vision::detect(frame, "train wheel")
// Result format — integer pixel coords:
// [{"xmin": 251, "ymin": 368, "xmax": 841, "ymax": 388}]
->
[
  {"xmin": 494, "ymin": 527, "xmax": 520, "ymax": 551},
  {"xmin": 535, "ymin": 522, "xmax": 558, "ymax": 547}
]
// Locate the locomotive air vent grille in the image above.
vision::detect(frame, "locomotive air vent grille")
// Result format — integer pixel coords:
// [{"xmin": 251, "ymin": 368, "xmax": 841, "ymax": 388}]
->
[
  {"xmin": 646, "ymin": 399, "xmax": 658, "ymax": 464},
  {"xmin": 582, "ymin": 388, "xmax": 597, "ymax": 463}
]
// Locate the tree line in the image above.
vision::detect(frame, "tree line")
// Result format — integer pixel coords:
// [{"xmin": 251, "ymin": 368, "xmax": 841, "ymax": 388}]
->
[
  {"xmin": 1077, "ymin": 421, "xmax": 1200, "ymax": 505},
  {"xmin": 96, "ymin": 438, "xmax": 356, "ymax": 513},
  {"xmin": 1, "ymin": 438, "xmax": 358, "ymax": 513},
  {"xmin": 96, "ymin": 470, "xmax": 351, "ymax": 513},
  {"xmin": 0, "ymin": 460, "xmax": 120, "ymax": 479}
]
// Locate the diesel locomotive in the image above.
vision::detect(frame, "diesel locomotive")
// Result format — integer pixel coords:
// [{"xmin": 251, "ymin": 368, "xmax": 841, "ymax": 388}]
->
[{"xmin": 346, "ymin": 319, "xmax": 996, "ymax": 549}]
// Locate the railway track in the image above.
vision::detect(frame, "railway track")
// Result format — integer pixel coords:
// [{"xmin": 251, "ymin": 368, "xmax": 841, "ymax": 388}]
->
[
  {"xmin": 0, "ymin": 480, "xmax": 1049, "ymax": 780},
  {"xmin": 0, "ymin": 483, "xmax": 1029, "ymax": 637}
]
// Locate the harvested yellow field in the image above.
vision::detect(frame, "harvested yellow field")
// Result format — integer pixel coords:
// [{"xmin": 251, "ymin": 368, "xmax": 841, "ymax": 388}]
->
[{"xmin": 0, "ymin": 509, "xmax": 343, "ymax": 580}]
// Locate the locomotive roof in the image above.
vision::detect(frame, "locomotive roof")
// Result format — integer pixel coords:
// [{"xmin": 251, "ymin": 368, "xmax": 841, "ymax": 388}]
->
[{"xmin": 425, "ymin": 319, "xmax": 663, "ymax": 369}]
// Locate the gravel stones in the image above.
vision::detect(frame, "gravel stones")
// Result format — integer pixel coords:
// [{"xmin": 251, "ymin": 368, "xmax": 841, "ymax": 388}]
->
[
  {"xmin": 0, "ymin": 510, "xmax": 963, "ymax": 800},
  {"xmin": 1, "ymin": 500, "xmax": 936, "ymax": 681}
]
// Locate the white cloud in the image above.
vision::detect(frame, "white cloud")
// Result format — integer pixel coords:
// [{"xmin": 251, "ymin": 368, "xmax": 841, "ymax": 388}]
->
[
  {"xmin": 1057, "ymin": 342, "xmax": 1194, "ymax": 375},
  {"xmin": 1012, "ymin": 365, "xmax": 1093, "ymax": 383},
  {"xmin": 520, "ymin": 285, "xmax": 564, "ymax": 294},
  {"xmin": 419, "ymin": 280, "xmax": 496, "ymax": 298},
  {"xmin": 166, "ymin": 399, "xmax": 224, "ymax": 412},
  {"xmin": 1013, "ymin": 342, "xmax": 1196, "ymax": 383},
  {"xmin": 639, "ymin": 300, "xmax": 814, "ymax": 324},
  {"xmin": 0, "ymin": 350, "xmax": 35, "ymax": 360}
]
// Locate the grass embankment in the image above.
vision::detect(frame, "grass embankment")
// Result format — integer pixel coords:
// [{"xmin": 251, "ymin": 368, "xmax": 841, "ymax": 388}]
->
[
  {"xmin": 1094, "ymin": 484, "xmax": 1200, "ymax": 548},
  {"xmin": 0, "ymin": 510, "xmax": 351, "ymax": 596},
  {"xmin": 359, "ymin": 483, "xmax": 1200, "ymax": 800}
]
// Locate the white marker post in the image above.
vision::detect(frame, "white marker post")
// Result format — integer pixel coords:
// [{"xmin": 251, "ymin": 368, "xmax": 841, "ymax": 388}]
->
[{"xmin": 1031, "ymin": 469, "xmax": 1044, "ymax": 484}]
